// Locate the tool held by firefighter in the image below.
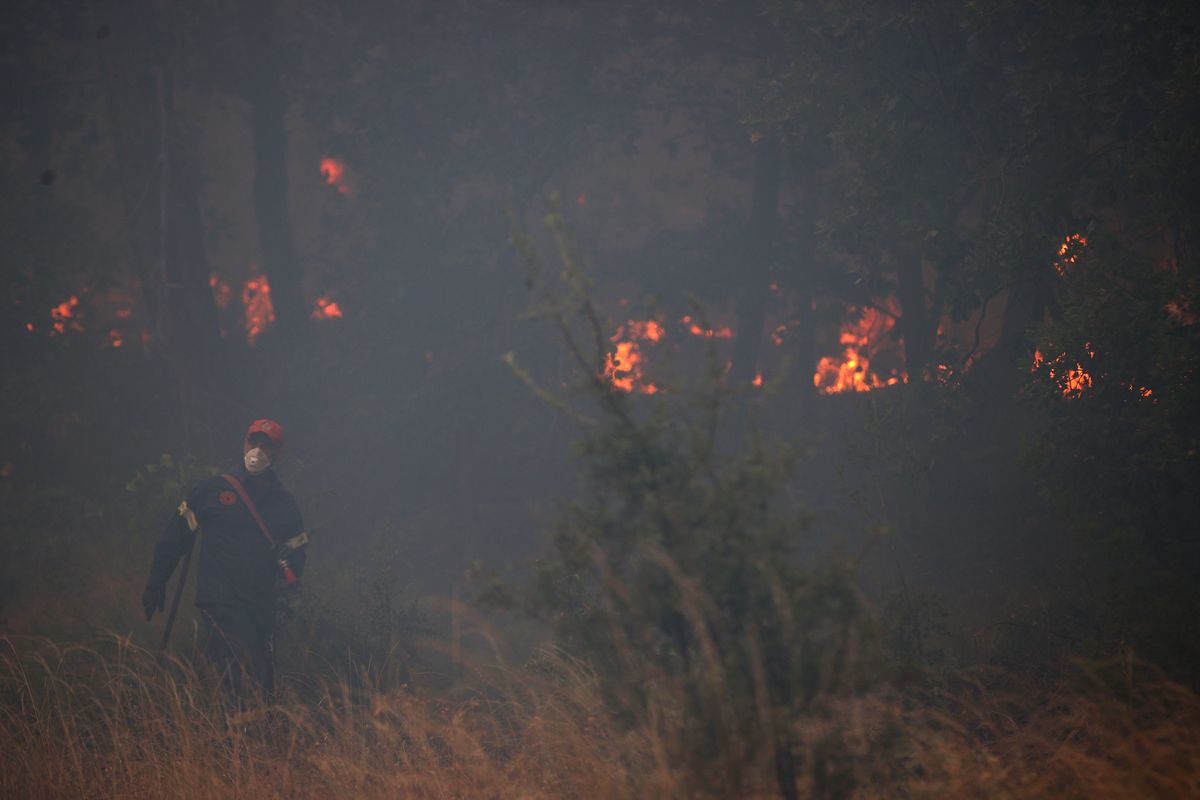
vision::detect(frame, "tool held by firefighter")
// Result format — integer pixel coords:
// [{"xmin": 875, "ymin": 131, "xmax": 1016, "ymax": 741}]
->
[
  {"xmin": 157, "ymin": 500, "xmax": 199, "ymax": 652},
  {"xmin": 142, "ymin": 419, "xmax": 309, "ymax": 700}
]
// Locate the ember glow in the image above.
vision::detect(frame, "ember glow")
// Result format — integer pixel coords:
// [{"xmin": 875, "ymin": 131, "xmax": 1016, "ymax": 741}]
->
[
  {"xmin": 209, "ymin": 274, "xmax": 234, "ymax": 310},
  {"xmin": 242, "ymin": 276, "xmax": 275, "ymax": 345},
  {"xmin": 813, "ymin": 305, "xmax": 907, "ymax": 394},
  {"xmin": 320, "ymin": 157, "xmax": 350, "ymax": 195},
  {"xmin": 312, "ymin": 296, "xmax": 344, "ymax": 319}
]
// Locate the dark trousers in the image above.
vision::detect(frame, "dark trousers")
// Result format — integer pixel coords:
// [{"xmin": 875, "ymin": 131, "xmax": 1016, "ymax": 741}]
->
[{"xmin": 199, "ymin": 603, "xmax": 275, "ymax": 704}]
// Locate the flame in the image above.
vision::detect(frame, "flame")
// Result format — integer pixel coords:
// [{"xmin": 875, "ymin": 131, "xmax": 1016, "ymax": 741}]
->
[
  {"xmin": 603, "ymin": 341, "xmax": 649, "ymax": 392},
  {"xmin": 752, "ymin": 372, "xmax": 763, "ymax": 387},
  {"xmin": 1054, "ymin": 233, "xmax": 1087, "ymax": 275},
  {"xmin": 312, "ymin": 296, "xmax": 343, "ymax": 319},
  {"xmin": 628, "ymin": 319, "xmax": 664, "ymax": 342},
  {"xmin": 601, "ymin": 318, "xmax": 663, "ymax": 394},
  {"xmin": 50, "ymin": 295, "xmax": 83, "ymax": 336},
  {"xmin": 320, "ymin": 157, "xmax": 350, "ymax": 195},
  {"xmin": 108, "ymin": 329, "xmax": 123, "ymax": 348},
  {"xmin": 1032, "ymin": 348, "xmax": 1092, "ymax": 397},
  {"xmin": 242, "ymin": 276, "xmax": 275, "ymax": 345},
  {"xmin": 680, "ymin": 315, "xmax": 733, "ymax": 339},
  {"xmin": 813, "ymin": 305, "xmax": 907, "ymax": 394}
]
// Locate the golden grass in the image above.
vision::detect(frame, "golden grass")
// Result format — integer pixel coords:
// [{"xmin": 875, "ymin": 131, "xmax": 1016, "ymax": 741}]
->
[{"xmin": 2, "ymin": 635, "xmax": 1197, "ymax": 799}]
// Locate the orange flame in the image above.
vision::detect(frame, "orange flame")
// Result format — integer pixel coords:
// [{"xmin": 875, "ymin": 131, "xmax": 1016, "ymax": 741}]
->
[
  {"xmin": 602, "ymin": 318, "xmax": 663, "ymax": 394},
  {"xmin": 242, "ymin": 276, "xmax": 275, "ymax": 345},
  {"xmin": 1055, "ymin": 233, "xmax": 1088, "ymax": 275},
  {"xmin": 813, "ymin": 306, "xmax": 906, "ymax": 394},
  {"xmin": 50, "ymin": 295, "xmax": 83, "ymax": 336},
  {"xmin": 312, "ymin": 296, "xmax": 343, "ymax": 319},
  {"xmin": 628, "ymin": 319, "xmax": 664, "ymax": 343},
  {"xmin": 1032, "ymin": 348, "xmax": 1092, "ymax": 397},
  {"xmin": 320, "ymin": 157, "xmax": 350, "ymax": 195},
  {"xmin": 680, "ymin": 315, "xmax": 733, "ymax": 339},
  {"xmin": 603, "ymin": 341, "xmax": 652, "ymax": 393}
]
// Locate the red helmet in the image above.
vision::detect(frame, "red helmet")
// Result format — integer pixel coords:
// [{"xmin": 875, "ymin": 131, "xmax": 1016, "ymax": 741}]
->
[{"xmin": 247, "ymin": 418, "xmax": 284, "ymax": 449}]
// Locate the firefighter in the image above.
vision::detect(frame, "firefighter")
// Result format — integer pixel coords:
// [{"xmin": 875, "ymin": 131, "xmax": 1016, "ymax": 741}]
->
[{"xmin": 142, "ymin": 418, "xmax": 308, "ymax": 702}]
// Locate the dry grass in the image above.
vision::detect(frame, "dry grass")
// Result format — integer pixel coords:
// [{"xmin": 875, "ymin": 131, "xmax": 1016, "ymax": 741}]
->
[{"xmin": 2, "ymin": 635, "xmax": 1198, "ymax": 799}]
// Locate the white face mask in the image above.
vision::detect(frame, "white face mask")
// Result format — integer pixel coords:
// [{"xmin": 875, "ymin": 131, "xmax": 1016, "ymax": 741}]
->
[{"xmin": 244, "ymin": 447, "xmax": 271, "ymax": 474}]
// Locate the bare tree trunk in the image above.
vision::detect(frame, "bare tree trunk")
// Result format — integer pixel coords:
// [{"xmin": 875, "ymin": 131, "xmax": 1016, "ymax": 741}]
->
[
  {"xmin": 730, "ymin": 135, "xmax": 780, "ymax": 387},
  {"xmin": 90, "ymin": 0, "xmax": 162, "ymax": 338},
  {"xmin": 149, "ymin": 2, "xmax": 231, "ymax": 449},
  {"xmin": 780, "ymin": 144, "xmax": 818, "ymax": 423},
  {"xmin": 895, "ymin": 249, "xmax": 934, "ymax": 378},
  {"xmin": 241, "ymin": 0, "xmax": 307, "ymax": 341}
]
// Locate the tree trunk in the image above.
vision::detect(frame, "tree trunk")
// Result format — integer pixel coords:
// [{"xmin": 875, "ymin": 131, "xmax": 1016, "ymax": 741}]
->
[
  {"xmin": 730, "ymin": 135, "xmax": 779, "ymax": 387},
  {"xmin": 780, "ymin": 144, "xmax": 818, "ymax": 422},
  {"xmin": 149, "ymin": 2, "xmax": 231, "ymax": 448},
  {"xmin": 241, "ymin": 0, "xmax": 307, "ymax": 341},
  {"xmin": 895, "ymin": 249, "xmax": 934, "ymax": 378},
  {"xmin": 91, "ymin": 0, "xmax": 162, "ymax": 338}
]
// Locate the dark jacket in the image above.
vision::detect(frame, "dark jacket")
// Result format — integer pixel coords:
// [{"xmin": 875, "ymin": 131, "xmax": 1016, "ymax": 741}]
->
[{"xmin": 147, "ymin": 466, "xmax": 306, "ymax": 612}]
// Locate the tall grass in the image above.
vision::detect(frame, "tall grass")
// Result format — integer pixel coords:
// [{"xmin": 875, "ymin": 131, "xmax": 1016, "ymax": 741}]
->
[{"xmin": 2, "ymin": 634, "xmax": 1197, "ymax": 799}]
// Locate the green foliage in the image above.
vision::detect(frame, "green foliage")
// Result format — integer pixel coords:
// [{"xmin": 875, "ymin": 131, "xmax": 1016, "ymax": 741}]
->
[
  {"xmin": 123, "ymin": 453, "xmax": 221, "ymax": 528},
  {"xmin": 1024, "ymin": 229, "xmax": 1200, "ymax": 679},
  {"xmin": 503, "ymin": 204, "xmax": 888, "ymax": 797}
]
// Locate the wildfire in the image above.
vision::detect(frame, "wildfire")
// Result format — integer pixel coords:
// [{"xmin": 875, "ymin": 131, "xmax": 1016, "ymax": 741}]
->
[
  {"xmin": 628, "ymin": 319, "xmax": 664, "ymax": 342},
  {"xmin": 813, "ymin": 305, "xmax": 907, "ymax": 394},
  {"xmin": 1032, "ymin": 348, "xmax": 1093, "ymax": 397},
  {"xmin": 1033, "ymin": 341, "xmax": 1160, "ymax": 400},
  {"xmin": 312, "ymin": 296, "xmax": 343, "ymax": 319},
  {"xmin": 1055, "ymin": 233, "xmax": 1088, "ymax": 275},
  {"xmin": 603, "ymin": 341, "xmax": 656, "ymax": 393},
  {"xmin": 50, "ymin": 295, "xmax": 83, "ymax": 336},
  {"xmin": 680, "ymin": 315, "xmax": 733, "ymax": 339},
  {"xmin": 601, "ymin": 318, "xmax": 665, "ymax": 394},
  {"xmin": 320, "ymin": 157, "xmax": 350, "ymax": 195},
  {"xmin": 242, "ymin": 276, "xmax": 275, "ymax": 345}
]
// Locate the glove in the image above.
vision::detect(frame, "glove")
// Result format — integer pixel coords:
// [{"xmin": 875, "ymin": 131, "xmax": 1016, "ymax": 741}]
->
[{"xmin": 142, "ymin": 583, "xmax": 165, "ymax": 621}]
